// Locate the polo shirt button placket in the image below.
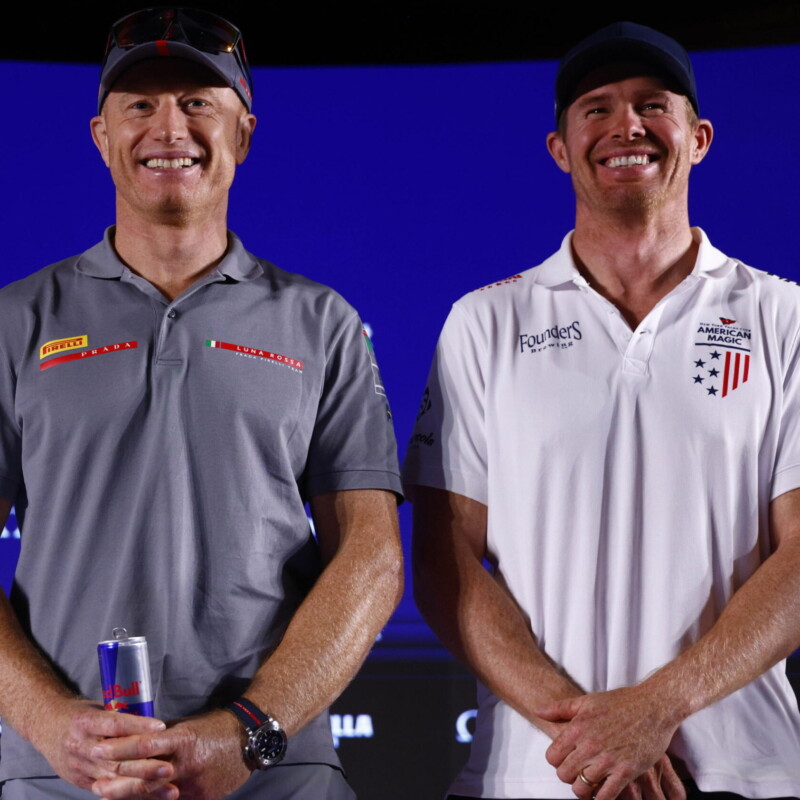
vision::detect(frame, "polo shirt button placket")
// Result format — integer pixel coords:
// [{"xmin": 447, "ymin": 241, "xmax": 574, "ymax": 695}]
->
[
  {"xmin": 623, "ymin": 323, "xmax": 659, "ymax": 377},
  {"xmin": 156, "ymin": 305, "xmax": 183, "ymax": 365}
]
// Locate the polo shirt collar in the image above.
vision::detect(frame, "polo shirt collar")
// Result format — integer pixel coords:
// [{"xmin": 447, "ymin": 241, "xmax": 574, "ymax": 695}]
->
[
  {"xmin": 532, "ymin": 227, "xmax": 737, "ymax": 289},
  {"xmin": 75, "ymin": 227, "xmax": 264, "ymax": 282},
  {"xmin": 690, "ymin": 228, "xmax": 738, "ymax": 280},
  {"xmin": 531, "ymin": 232, "xmax": 581, "ymax": 288}
]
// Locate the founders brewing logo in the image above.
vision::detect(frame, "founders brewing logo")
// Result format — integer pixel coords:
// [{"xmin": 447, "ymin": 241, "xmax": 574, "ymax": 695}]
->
[
  {"xmin": 519, "ymin": 320, "xmax": 582, "ymax": 354},
  {"xmin": 691, "ymin": 317, "xmax": 751, "ymax": 398}
]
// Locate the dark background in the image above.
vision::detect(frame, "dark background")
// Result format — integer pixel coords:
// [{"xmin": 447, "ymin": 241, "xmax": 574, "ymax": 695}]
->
[
  {"xmin": 6, "ymin": 2, "xmax": 800, "ymax": 65},
  {"xmin": 1, "ymin": 3, "xmax": 800, "ymax": 798}
]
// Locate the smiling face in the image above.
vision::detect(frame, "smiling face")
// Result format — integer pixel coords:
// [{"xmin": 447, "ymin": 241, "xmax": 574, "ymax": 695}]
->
[
  {"xmin": 90, "ymin": 58, "xmax": 256, "ymax": 227},
  {"xmin": 546, "ymin": 64, "xmax": 712, "ymax": 221}
]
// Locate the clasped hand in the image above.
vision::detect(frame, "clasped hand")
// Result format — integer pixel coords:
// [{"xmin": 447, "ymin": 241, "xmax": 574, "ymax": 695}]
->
[
  {"xmin": 535, "ymin": 686, "xmax": 685, "ymax": 800},
  {"xmin": 33, "ymin": 698, "xmax": 250, "ymax": 800}
]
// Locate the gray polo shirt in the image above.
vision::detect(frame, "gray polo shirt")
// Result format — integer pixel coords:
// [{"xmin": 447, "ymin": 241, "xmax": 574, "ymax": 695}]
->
[{"xmin": 0, "ymin": 229, "xmax": 402, "ymax": 779}]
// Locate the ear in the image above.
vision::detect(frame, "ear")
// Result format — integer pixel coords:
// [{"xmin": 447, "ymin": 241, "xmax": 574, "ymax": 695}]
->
[
  {"xmin": 90, "ymin": 115, "xmax": 110, "ymax": 167},
  {"xmin": 690, "ymin": 118, "xmax": 713, "ymax": 166},
  {"xmin": 236, "ymin": 114, "xmax": 257, "ymax": 164},
  {"xmin": 546, "ymin": 130, "xmax": 571, "ymax": 174}
]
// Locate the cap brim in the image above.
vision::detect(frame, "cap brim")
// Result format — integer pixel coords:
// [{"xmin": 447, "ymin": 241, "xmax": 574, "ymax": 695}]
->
[{"xmin": 98, "ymin": 41, "xmax": 251, "ymax": 112}]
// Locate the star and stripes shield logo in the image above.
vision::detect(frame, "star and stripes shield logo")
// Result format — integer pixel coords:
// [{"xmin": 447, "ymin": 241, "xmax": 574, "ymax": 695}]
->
[
  {"xmin": 719, "ymin": 350, "xmax": 750, "ymax": 396},
  {"xmin": 691, "ymin": 317, "xmax": 752, "ymax": 398}
]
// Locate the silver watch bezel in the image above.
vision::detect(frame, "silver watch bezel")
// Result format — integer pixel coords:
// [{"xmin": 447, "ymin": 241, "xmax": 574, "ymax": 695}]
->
[{"xmin": 243, "ymin": 714, "xmax": 287, "ymax": 770}]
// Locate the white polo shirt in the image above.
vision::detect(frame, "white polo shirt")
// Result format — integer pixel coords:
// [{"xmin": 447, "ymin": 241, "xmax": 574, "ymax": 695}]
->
[{"xmin": 403, "ymin": 230, "xmax": 800, "ymax": 799}]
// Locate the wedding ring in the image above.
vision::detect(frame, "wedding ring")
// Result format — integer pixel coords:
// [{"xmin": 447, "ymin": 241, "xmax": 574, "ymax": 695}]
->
[{"xmin": 578, "ymin": 768, "xmax": 600, "ymax": 789}]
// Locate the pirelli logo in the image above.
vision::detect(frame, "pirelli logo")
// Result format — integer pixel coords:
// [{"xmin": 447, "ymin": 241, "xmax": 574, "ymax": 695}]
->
[
  {"xmin": 40, "ymin": 341, "xmax": 138, "ymax": 372},
  {"xmin": 40, "ymin": 335, "xmax": 88, "ymax": 360}
]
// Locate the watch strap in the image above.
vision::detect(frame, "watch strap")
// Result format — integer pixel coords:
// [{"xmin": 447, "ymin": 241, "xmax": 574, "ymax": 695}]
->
[
  {"xmin": 225, "ymin": 696, "xmax": 287, "ymax": 769},
  {"xmin": 226, "ymin": 697, "xmax": 268, "ymax": 732}
]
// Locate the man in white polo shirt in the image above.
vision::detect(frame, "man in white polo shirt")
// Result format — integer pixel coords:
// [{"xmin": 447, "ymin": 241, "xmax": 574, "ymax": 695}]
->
[
  {"xmin": 0, "ymin": 8, "xmax": 402, "ymax": 800},
  {"xmin": 404, "ymin": 21, "xmax": 800, "ymax": 800}
]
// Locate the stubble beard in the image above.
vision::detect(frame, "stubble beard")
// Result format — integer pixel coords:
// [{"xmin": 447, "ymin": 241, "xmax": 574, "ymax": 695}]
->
[
  {"xmin": 117, "ymin": 182, "xmax": 217, "ymax": 229},
  {"xmin": 604, "ymin": 184, "xmax": 661, "ymax": 218},
  {"xmin": 581, "ymin": 157, "xmax": 689, "ymax": 224}
]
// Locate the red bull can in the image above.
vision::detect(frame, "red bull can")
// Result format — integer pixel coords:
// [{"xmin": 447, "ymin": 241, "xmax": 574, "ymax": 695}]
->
[{"xmin": 97, "ymin": 627, "xmax": 154, "ymax": 716}]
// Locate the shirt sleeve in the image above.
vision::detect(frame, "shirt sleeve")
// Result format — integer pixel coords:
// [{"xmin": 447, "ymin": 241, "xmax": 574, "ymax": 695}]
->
[
  {"xmin": 771, "ymin": 319, "xmax": 800, "ymax": 500},
  {"xmin": 302, "ymin": 311, "xmax": 402, "ymax": 499},
  {"xmin": 402, "ymin": 302, "xmax": 488, "ymax": 505}
]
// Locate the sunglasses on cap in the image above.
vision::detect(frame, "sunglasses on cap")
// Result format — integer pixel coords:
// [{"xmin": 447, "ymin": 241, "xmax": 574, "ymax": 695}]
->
[{"xmin": 100, "ymin": 7, "xmax": 253, "ymax": 111}]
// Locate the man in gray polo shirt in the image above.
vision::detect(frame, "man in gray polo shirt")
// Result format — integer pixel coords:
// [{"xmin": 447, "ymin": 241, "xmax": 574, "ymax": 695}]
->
[{"xmin": 0, "ymin": 8, "xmax": 402, "ymax": 800}]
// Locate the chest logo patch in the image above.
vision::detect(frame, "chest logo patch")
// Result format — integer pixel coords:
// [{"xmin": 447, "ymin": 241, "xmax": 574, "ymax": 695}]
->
[
  {"xmin": 40, "ymin": 335, "xmax": 88, "ymax": 360},
  {"xmin": 691, "ymin": 318, "xmax": 751, "ymax": 397},
  {"xmin": 519, "ymin": 320, "xmax": 582, "ymax": 354},
  {"xmin": 205, "ymin": 339, "xmax": 304, "ymax": 373},
  {"xmin": 40, "ymin": 340, "xmax": 138, "ymax": 372}
]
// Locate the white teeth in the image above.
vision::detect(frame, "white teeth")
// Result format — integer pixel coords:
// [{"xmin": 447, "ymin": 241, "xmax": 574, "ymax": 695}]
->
[
  {"xmin": 606, "ymin": 154, "xmax": 651, "ymax": 168},
  {"xmin": 144, "ymin": 157, "xmax": 196, "ymax": 169}
]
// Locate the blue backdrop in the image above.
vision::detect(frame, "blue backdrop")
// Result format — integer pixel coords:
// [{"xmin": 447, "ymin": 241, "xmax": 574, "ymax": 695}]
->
[{"xmin": 1, "ymin": 45, "xmax": 799, "ymax": 658}]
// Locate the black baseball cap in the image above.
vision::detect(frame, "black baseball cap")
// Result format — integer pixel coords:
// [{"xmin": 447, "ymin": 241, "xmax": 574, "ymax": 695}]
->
[
  {"xmin": 99, "ymin": 7, "xmax": 253, "ymax": 113},
  {"xmin": 555, "ymin": 21, "xmax": 698, "ymax": 124}
]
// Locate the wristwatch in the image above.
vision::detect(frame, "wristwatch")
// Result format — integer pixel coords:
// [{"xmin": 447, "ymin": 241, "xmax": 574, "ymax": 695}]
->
[{"xmin": 226, "ymin": 697, "xmax": 287, "ymax": 769}]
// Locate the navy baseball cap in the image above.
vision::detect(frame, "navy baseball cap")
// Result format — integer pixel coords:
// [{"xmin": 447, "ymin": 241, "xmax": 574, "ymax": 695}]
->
[
  {"xmin": 99, "ymin": 7, "xmax": 253, "ymax": 113},
  {"xmin": 555, "ymin": 21, "xmax": 698, "ymax": 123}
]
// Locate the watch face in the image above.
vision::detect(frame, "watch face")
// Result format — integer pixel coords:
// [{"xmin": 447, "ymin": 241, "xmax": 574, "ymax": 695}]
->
[{"xmin": 247, "ymin": 722, "xmax": 287, "ymax": 768}]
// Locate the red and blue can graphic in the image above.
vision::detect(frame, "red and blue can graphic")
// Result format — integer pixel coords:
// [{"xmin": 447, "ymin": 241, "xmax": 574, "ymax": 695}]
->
[{"xmin": 98, "ymin": 628, "xmax": 154, "ymax": 716}]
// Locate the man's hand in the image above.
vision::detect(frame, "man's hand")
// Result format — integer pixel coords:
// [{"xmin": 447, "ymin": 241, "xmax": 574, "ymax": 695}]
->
[
  {"xmin": 536, "ymin": 686, "xmax": 682, "ymax": 800},
  {"xmin": 92, "ymin": 709, "xmax": 251, "ymax": 800},
  {"xmin": 618, "ymin": 756, "xmax": 685, "ymax": 800},
  {"xmin": 26, "ymin": 697, "xmax": 173, "ymax": 796}
]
